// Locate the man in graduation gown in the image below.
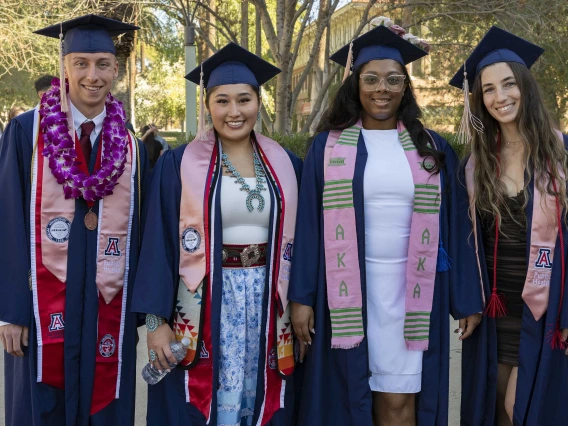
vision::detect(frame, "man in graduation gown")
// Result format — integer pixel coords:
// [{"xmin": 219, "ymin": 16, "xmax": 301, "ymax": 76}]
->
[{"xmin": 0, "ymin": 14, "xmax": 148, "ymax": 426}]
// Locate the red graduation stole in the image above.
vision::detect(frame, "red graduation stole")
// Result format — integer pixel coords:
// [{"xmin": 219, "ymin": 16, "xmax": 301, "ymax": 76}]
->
[
  {"xmin": 174, "ymin": 131, "xmax": 297, "ymax": 424},
  {"xmin": 30, "ymin": 111, "xmax": 138, "ymax": 414}
]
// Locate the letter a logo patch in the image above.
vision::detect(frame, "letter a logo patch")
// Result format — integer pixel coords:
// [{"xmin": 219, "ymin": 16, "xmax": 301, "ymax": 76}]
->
[
  {"xmin": 283, "ymin": 242, "xmax": 293, "ymax": 262},
  {"xmin": 48, "ymin": 313, "xmax": 65, "ymax": 332},
  {"xmin": 535, "ymin": 248, "xmax": 552, "ymax": 269},
  {"xmin": 104, "ymin": 237, "xmax": 121, "ymax": 257},
  {"xmin": 199, "ymin": 341, "xmax": 210, "ymax": 359}
]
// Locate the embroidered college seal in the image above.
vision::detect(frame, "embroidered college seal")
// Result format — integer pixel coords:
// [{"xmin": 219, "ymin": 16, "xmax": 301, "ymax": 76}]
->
[
  {"xmin": 99, "ymin": 334, "xmax": 116, "ymax": 358},
  {"xmin": 283, "ymin": 242, "xmax": 293, "ymax": 261},
  {"xmin": 46, "ymin": 217, "xmax": 71, "ymax": 243},
  {"xmin": 182, "ymin": 227, "xmax": 201, "ymax": 253}
]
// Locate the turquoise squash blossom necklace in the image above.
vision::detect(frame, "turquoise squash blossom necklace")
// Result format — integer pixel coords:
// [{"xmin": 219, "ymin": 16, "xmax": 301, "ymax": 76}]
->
[{"xmin": 221, "ymin": 150, "xmax": 267, "ymax": 212}]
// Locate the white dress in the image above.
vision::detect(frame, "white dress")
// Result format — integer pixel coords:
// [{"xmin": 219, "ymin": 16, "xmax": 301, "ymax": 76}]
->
[{"xmin": 362, "ymin": 128, "xmax": 423, "ymax": 394}]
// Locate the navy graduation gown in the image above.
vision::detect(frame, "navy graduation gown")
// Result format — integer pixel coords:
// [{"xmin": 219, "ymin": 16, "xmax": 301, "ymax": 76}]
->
[
  {"xmin": 460, "ymin": 135, "xmax": 568, "ymax": 426},
  {"xmin": 0, "ymin": 109, "xmax": 149, "ymax": 426},
  {"xmin": 131, "ymin": 144, "xmax": 303, "ymax": 426},
  {"xmin": 287, "ymin": 129, "xmax": 483, "ymax": 426}
]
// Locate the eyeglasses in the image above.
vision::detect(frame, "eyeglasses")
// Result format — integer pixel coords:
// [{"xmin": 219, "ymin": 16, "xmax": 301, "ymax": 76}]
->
[{"xmin": 359, "ymin": 74, "xmax": 407, "ymax": 92}]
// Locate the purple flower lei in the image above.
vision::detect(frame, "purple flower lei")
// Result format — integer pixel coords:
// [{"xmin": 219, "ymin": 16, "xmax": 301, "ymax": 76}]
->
[{"xmin": 39, "ymin": 78, "xmax": 129, "ymax": 202}]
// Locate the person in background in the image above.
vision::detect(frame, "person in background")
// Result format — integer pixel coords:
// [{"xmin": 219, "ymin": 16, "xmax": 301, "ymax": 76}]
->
[
  {"xmin": 140, "ymin": 124, "xmax": 163, "ymax": 168},
  {"xmin": 151, "ymin": 123, "xmax": 170, "ymax": 152},
  {"xmin": 8, "ymin": 106, "xmax": 25, "ymax": 121},
  {"xmin": 450, "ymin": 27, "xmax": 568, "ymax": 426},
  {"xmin": 34, "ymin": 74, "xmax": 57, "ymax": 100}
]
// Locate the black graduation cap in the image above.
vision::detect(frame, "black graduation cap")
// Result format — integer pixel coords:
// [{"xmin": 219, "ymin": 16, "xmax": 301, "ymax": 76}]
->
[
  {"xmin": 330, "ymin": 24, "xmax": 428, "ymax": 71},
  {"xmin": 34, "ymin": 14, "xmax": 139, "ymax": 55},
  {"xmin": 449, "ymin": 26, "xmax": 544, "ymax": 91},
  {"xmin": 185, "ymin": 42, "xmax": 281, "ymax": 89}
]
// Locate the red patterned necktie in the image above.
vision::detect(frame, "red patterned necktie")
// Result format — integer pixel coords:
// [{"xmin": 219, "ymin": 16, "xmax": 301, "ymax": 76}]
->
[{"xmin": 80, "ymin": 121, "xmax": 95, "ymax": 163}]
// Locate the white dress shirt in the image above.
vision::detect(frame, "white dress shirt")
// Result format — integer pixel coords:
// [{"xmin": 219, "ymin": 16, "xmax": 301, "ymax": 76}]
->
[{"xmin": 70, "ymin": 101, "xmax": 106, "ymax": 146}]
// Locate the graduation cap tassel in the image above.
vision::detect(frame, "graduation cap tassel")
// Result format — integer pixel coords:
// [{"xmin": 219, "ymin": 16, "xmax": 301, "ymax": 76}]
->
[
  {"xmin": 485, "ymin": 136, "xmax": 507, "ymax": 318},
  {"xmin": 59, "ymin": 24, "xmax": 68, "ymax": 113},
  {"xmin": 195, "ymin": 63, "xmax": 207, "ymax": 142},
  {"xmin": 456, "ymin": 65, "xmax": 483, "ymax": 145},
  {"xmin": 342, "ymin": 40, "xmax": 354, "ymax": 83}
]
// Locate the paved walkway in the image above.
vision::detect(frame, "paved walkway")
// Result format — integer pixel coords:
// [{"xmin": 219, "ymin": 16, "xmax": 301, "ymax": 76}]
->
[{"xmin": 1, "ymin": 322, "xmax": 463, "ymax": 425}]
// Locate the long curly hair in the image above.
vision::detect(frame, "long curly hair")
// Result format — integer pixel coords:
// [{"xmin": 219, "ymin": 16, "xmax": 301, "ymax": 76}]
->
[
  {"xmin": 468, "ymin": 62, "xmax": 568, "ymax": 227},
  {"xmin": 316, "ymin": 64, "xmax": 445, "ymax": 173}
]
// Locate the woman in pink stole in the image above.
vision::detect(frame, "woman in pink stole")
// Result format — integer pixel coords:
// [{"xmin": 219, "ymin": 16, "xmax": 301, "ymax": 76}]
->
[
  {"xmin": 450, "ymin": 27, "xmax": 568, "ymax": 426},
  {"xmin": 131, "ymin": 43, "xmax": 302, "ymax": 426},
  {"xmin": 288, "ymin": 17, "xmax": 482, "ymax": 426}
]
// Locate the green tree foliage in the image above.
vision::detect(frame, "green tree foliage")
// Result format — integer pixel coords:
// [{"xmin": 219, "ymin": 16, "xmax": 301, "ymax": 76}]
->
[
  {"xmin": 135, "ymin": 51, "xmax": 186, "ymax": 130},
  {"xmin": 3, "ymin": 1, "xmax": 568, "ymax": 133}
]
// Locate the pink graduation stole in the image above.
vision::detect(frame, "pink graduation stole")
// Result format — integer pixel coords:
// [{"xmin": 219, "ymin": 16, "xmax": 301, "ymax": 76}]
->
[
  {"xmin": 176, "ymin": 130, "xmax": 298, "ymax": 424},
  {"xmin": 323, "ymin": 121, "xmax": 441, "ymax": 351},
  {"xmin": 30, "ymin": 110, "xmax": 137, "ymax": 415},
  {"xmin": 465, "ymin": 146, "xmax": 563, "ymax": 321}
]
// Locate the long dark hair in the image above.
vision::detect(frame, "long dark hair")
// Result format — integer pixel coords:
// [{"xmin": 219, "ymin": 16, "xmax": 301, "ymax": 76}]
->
[
  {"xmin": 468, "ymin": 61, "xmax": 568, "ymax": 226},
  {"xmin": 317, "ymin": 64, "xmax": 445, "ymax": 173}
]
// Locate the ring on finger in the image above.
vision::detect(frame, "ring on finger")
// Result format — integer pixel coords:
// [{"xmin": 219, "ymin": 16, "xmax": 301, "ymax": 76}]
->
[{"xmin": 149, "ymin": 349, "xmax": 157, "ymax": 362}]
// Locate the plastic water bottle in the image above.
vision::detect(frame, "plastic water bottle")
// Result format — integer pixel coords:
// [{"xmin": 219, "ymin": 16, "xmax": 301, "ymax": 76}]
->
[{"xmin": 142, "ymin": 337, "xmax": 191, "ymax": 385}]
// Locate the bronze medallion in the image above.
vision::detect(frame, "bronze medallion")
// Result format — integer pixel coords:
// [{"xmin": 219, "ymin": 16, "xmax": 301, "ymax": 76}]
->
[{"xmin": 84, "ymin": 210, "xmax": 98, "ymax": 230}]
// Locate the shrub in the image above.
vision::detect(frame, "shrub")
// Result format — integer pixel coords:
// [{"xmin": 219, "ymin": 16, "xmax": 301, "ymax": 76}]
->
[
  {"xmin": 270, "ymin": 133, "xmax": 311, "ymax": 159},
  {"xmin": 165, "ymin": 130, "xmax": 469, "ymax": 160}
]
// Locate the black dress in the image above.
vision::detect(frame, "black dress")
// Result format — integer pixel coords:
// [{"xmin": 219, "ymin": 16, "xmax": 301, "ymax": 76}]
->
[{"xmin": 481, "ymin": 192, "xmax": 527, "ymax": 366}]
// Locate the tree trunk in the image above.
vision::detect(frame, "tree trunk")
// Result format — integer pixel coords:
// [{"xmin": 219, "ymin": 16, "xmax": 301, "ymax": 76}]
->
[
  {"xmin": 128, "ymin": 30, "xmax": 137, "ymax": 128},
  {"xmin": 309, "ymin": 3, "xmax": 329, "ymax": 134},
  {"xmin": 301, "ymin": 65, "xmax": 339, "ymax": 133},
  {"xmin": 252, "ymin": 0, "xmax": 372, "ymax": 133},
  {"xmin": 255, "ymin": 6, "xmax": 261, "ymax": 56},
  {"xmin": 273, "ymin": 0, "xmax": 289, "ymax": 134},
  {"xmin": 114, "ymin": 33, "xmax": 135, "ymax": 120},
  {"xmin": 241, "ymin": 1, "xmax": 249, "ymax": 49},
  {"xmin": 402, "ymin": 0, "xmax": 413, "ymax": 27},
  {"xmin": 286, "ymin": 0, "xmax": 333, "ymax": 133},
  {"xmin": 275, "ymin": 69, "xmax": 291, "ymax": 133},
  {"xmin": 255, "ymin": 6, "xmax": 264, "ymax": 132},
  {"xmin": 140, "ymin": 41, "xmax": 145, "ymax": 73},
  {"xmin": 301, "ymin": 0, "xmax": 378, "ymax": 133},
  {"xmin": 207, "ymin": 0, "xmax": 217, "ymax": 56}
]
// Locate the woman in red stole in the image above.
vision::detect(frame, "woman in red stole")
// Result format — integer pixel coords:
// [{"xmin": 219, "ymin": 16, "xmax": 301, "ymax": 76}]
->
[
  {"xmin": 131, "ymin": 42, "xmax": 302, "ymax": 426},
  {"xmin": 450, "ymin": 27, "xmax": 568, "ymax": 426}
]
